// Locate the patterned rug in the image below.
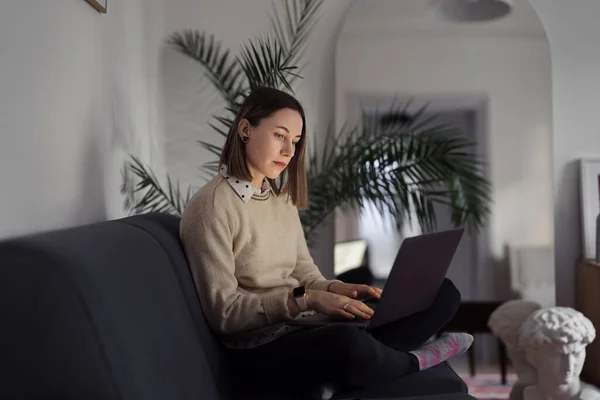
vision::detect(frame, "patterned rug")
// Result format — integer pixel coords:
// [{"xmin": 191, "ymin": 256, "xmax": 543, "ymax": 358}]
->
[{"xmin": 459, "ymin": 373, "xmax": 517, "ymax": 400}]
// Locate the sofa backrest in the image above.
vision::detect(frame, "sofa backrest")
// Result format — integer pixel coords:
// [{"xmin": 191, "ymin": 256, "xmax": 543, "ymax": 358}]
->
[{"xmin": 0, "ymin": 213, "xmax": 233, "ymax": 400}]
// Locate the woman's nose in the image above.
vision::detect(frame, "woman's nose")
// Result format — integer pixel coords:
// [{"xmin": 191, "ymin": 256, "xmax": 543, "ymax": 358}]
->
[{"xmin": 281, "ymin": 142, "xmax": 294, "ymax": 157}]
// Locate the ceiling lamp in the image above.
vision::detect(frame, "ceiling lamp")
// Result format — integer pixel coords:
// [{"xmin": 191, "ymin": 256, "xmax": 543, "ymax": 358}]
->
[{"xmin": 439, "ymin": 0, "xmax": 513, "ymax": 22}]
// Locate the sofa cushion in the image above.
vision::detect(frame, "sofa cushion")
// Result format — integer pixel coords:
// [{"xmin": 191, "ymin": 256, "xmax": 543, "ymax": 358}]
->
[
  {"xmin": 333, "ymin": 362, "xmax": 467, "ymax": 399},
  {"xmin": 118, "ymin": 213, "xmax": 236, "ymax": 394},
  {"xmin": 0, "ymin": 248, "xmax": 121, "ymax": 400},
  {"xmin": 0, "ymin": 213, "xmax": 228, "ymax": 400},
  {"xmin": 347, "ymin": 394, "xmax": 476, "ymax": 400},
  {"xmin": 231, "ymin": 361, "xmax": 466, "ymax": 400}
]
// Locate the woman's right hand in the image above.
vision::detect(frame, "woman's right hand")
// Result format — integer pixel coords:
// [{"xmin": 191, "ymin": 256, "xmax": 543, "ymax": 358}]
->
[{"xmin": 306, "ymin": 289, "xmax": 375, "ymax": 320}]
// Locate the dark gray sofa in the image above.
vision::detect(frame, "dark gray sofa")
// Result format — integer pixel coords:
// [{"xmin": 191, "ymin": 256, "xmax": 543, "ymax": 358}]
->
[{"xmin": 0, "ymin": 212, "xmax": 474, "ymax": 400}]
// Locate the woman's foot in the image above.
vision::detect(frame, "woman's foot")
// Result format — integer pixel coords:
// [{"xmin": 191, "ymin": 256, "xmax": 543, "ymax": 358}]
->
[{"xmin": 408, "ymin": 332, "xmax": 473, "ymax": 371}]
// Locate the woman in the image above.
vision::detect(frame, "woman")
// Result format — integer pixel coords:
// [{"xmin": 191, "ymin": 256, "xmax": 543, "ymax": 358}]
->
[{"xmin": 179, "ymin": 87, "xmax": 472, "ymax": 395}]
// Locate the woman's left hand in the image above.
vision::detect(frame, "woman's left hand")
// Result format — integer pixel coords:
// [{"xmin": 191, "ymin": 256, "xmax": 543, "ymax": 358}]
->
[{"xmin": 327, "ymin": 282, "xmax": 382, "ymax": 300}]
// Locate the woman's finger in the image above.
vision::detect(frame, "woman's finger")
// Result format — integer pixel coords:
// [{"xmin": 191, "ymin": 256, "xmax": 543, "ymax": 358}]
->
[
  {"xmin": 346, "ymin": 304, "xmax": 372, "ymax": 320},
  {"xmin": 355, "ymin": 286, "xmax": 379, "ymax": 301},
  {"xmin": 352, "ymin": 300, "xmax": 375, "ymax": 316},
  {"xmin": 348, "ymin": 301, "xmax": 374, "ymax": 318},
  {"xmin": 356, "ymin": 285, "xmax": 380, "ymax": 299},
  {"xmin": 369, "ymin": 286, "xmax": 382, "ymax": 298},
  {"xmin": 354, "ymin": 284, "xmax": 370, "ymax": 294},
  {"xmin": 334, "ymin": 307, "xmax": 355, "ymax": 319}
]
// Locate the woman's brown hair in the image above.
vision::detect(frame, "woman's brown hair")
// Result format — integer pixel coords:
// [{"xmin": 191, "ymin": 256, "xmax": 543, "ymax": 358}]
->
[{"xmin": 219, "ymin": 87, "xmax": 308, "ymax": 210}]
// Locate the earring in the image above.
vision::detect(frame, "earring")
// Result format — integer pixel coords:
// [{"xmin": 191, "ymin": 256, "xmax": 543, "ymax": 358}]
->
[{"xmin": 242, "ymin": 136, "xmax": 249, "ymax": 143}]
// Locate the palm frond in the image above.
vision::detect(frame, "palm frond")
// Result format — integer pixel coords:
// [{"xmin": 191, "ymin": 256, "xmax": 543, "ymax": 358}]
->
[
  {"xmin": 237, "ymin": 35, "xmax": 300, "ymax": 92},
  {"xmin": 200, "ymin": 160, "xmax": 221, "ymax": 179},
  {"xmin": 269, "ymin": 0, "xmax": 323, "ymax": 81},
  {"xmin": 206, "ymin": 111, "xmax": 236, "ymax": 139},
  {"xmin": 197, "ymin": 140, "xmax": 223, "ymax": 159},
  {"xmin": 168, "ymin": 30, "xmax": 246, "ymax": 108},
  {"xmin": 121, "ymin": 156, "xmax": 192, "ymax": 216},
  {"xmin": 120, "ymin": 160, "xmax": 137, "ymax": 214},
  {"xmin": 300, "ymin": 105, "xmax": 492, "ymax": 243}
]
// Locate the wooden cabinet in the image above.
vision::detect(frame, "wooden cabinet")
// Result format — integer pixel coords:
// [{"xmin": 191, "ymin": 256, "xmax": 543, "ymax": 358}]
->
[{"xmin": 576, "ymin": 259, "xmax": 600, "ymax": 386}]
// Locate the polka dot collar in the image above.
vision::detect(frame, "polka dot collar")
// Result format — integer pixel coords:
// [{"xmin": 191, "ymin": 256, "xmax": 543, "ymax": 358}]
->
[{"xmin": 219, "ymin": 164, "xmax": 274, "ymax": 203}]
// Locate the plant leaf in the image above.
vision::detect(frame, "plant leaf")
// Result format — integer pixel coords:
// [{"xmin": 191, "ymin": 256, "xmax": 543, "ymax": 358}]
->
[
  {"xmin": 121, "ymin": 156, "xmax": 192, "ymax": 216},
  {"xmin": 300, "ymin": 103, "xmax": 492, "ymax": 243},
  {"xmin": 237, "ymin": 35, "xmax": 299, "ymax": 92},
  {"xmin": 168, "ymin": 29, "xmax": 246, "ymax": 109},
  {"xmin": 269, "ymin": 0, "xmax": 323, "ymax": 83}
]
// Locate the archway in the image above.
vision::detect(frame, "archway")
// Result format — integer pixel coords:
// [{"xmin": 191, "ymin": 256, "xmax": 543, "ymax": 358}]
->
[{"xmin": 334, "ymin": 0, "xmax": 553, "ymax": 306}]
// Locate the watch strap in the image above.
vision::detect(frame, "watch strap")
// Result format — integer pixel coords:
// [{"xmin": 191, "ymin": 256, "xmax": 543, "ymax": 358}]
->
[
  {"xmin": 293, "ymin": 286, "xmax": 308, "ymax": 312},
  {"xmin": 295, "ymin": 294, "xmax": 308, "ymax": 312}
]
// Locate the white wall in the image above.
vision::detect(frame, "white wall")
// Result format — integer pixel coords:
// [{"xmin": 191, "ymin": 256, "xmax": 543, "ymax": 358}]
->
[{"xmin": 0, "ymin": 0, "xmax": 166, "ymax": 239}]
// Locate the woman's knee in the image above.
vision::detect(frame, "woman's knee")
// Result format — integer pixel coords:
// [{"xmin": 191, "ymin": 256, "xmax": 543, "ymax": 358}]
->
[
  {"xmin": 439, "ymin": 278, "xmax": 461, "ymax": 314},
  {"xmin": 317, "ymin": 325, "xmax": 383, "ymax": 376},
  {"xmin": 319, "ymin": 325, "xmax": 375, "ymax": 356}
]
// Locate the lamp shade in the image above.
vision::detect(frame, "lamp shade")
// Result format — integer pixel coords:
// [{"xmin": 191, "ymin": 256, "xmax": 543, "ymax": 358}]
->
[{"xmin": 440, "ymin": 0, "xmax": 513, "ymax": 22}]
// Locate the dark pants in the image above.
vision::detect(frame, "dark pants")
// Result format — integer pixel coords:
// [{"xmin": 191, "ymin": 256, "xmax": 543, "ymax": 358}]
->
[{"xmin": 228, "ymin": 278, "xmax": 461, "ymax": 392}]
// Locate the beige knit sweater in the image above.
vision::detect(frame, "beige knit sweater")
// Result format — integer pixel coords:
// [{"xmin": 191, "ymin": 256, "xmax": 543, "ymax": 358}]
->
[{"xmin": 179, "ymin": 172, "xmax": 339, "ymax": 348}]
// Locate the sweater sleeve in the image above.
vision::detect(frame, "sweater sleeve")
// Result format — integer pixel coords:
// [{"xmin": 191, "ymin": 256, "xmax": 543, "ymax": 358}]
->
[
  {"xmin": 291, "ymin": 210, "xmax": 342, "ymax": 291},
  {"xmin": 181, "ymin": 208, "xmax": 292, "ymax": 335}
]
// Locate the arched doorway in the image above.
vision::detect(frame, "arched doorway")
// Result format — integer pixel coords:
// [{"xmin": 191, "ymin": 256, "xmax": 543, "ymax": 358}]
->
[{"xmin": 334, "ymin": 0, "xmax": 553, "ymax": 305}]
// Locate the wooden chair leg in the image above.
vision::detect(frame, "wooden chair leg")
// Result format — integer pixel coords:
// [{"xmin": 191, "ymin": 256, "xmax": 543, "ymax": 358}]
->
[
  {"xmin": 498, "ymin": 340, "xmax": 507, "ymax": 385},
  {"xmin": 468, "ymin": 333, "xmax": 476, "ymax": 377}
]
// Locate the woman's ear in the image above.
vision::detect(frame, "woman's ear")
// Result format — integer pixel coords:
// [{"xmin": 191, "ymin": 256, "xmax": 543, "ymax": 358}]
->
[{"xmin": 237, "ymin": 119, "xmax": 250, "ymax": 141}]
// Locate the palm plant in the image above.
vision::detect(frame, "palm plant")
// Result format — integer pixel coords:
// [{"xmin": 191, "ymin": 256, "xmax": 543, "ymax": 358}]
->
[{"xmin": 121, "ymin": 0, "xmax": 492, "ymax": 244}]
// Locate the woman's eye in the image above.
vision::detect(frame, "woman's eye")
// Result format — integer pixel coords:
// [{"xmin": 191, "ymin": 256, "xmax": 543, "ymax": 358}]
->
[
  {"xmin": 292, "ymin": 142, "xmax": 298, "ymax": 146},
  {"xmin": 274, "ymin": 133, "xmax": 284, "ymax": 139}
]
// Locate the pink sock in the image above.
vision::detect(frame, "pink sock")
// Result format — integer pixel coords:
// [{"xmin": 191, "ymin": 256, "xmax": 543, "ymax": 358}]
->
[{"xmin": 409, "ymin": 332, "xmax": 473, "ymax": 371}]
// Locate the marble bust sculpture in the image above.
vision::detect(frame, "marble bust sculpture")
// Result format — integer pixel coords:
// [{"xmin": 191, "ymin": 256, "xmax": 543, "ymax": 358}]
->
[
  {"xmin": 488, "ymin": 299, "xmax": 542, "ymax": 400},
  {"xmin": 518, "ymin": 307, "xmax": 599, "ymax": 400}
]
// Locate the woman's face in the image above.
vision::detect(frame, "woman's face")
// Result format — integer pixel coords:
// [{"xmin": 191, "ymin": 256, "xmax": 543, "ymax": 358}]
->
[{"xmin": 239, "ymin": 108, "xmax": 303, "ymax": 188}]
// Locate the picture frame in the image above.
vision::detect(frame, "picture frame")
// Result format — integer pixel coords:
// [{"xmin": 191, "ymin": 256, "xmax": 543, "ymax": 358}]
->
[
  {"xmin": 579, "ymin": 157, "xmax": 600, "ymax": 260},
  {"xmin": 86, "ymin": 0, "xmax": 107, "ymax": 13}
]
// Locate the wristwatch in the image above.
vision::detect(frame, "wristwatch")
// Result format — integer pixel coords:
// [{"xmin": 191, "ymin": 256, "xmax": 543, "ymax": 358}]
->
[{"xmin": 293, "ymin": 286, "xmax": 308, "ymax": 312}]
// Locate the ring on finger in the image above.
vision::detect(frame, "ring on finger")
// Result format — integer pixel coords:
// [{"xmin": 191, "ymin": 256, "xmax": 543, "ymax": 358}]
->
[{"xmin": 343, "ymin": 303, "xmax": 349, "ymax": 310}]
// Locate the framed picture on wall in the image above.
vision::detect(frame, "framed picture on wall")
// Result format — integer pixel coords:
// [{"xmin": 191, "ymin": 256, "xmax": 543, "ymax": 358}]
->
[
  {"xmin": 86, "ymin": 0, "xmax": 107, "ymax": 13},
  {"xmin": 579, "ymin": 158, "xmax": 600, "ymax": 260}
]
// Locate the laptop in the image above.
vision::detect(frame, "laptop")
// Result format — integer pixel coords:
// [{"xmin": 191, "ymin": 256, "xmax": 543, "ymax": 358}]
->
[{"xmin": 286, "ymin": 228, "xmax": 465, "ymax": 330}]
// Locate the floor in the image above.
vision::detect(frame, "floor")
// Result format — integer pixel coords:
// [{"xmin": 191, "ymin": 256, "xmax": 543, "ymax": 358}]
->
[
  {"xmin": 449, "ymin": 353, "xmax": 512, "ymax": 376},
  {"xmin": 449, "ymin": 354, "xmax": 516, "ymax": 400}
]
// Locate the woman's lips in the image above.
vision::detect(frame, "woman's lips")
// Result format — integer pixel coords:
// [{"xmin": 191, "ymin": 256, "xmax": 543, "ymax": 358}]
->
[{"xmin": 274, "ymin": 161, "xmax": 287, "ymax": 168}]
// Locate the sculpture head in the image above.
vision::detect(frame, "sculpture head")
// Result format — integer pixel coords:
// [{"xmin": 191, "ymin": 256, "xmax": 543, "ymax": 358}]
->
[
  {"xmin": 518, "ymin": 307, "xmax": 596, "ymax": 386},
  {"xmin": 488, "ymin": 299, "xmax": 542, "ymax": 351},
  {"xmin": 489, "ymin": 299, "xmax": 542, "ymax": 390}
]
